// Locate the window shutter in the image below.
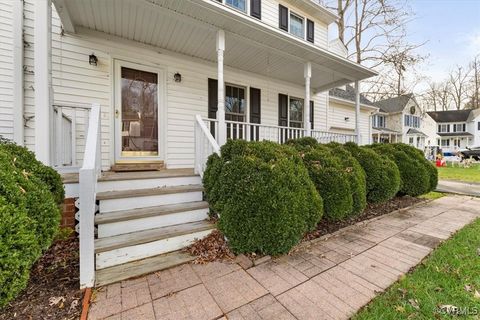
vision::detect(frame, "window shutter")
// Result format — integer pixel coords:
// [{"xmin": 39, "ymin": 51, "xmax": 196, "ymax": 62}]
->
[
  {"xmin": 250, "ymin": 87, "xmax": 261, "ymax": 140},
  {"xmin": 279, "ymin": 5, "xmax": 288, "ymax": 31},
  {"xmin": 208, "ymin": 78, "xmax": 218, "ymax": 137},
  {"xmin": 307, "ymin": 19, "xmax": 314, "ymax": 43},
  {"xmin": 278, "ymin": 94, "xmax": 288, "ymax": 126},
  {"xmin": 250, "ymin": 0, "xmax": 261, "ymax": 19},
  {"xmin": 309, "ymin": 100, "xmax": 314, "ymax": 129}
]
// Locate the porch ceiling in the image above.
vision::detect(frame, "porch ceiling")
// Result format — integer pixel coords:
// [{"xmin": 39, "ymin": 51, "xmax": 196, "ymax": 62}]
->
[{"xmin": 53, "ymin": 0, "xmax": 377, "ymax": 92}]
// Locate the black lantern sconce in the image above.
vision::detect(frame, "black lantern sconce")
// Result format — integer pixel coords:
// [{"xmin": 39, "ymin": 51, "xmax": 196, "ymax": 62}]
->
[
  {"xmin": 344, "ymin": 117, "xmax": 350, "ymax": 122},
  {"xmin": 89, "ymin": 53, "xmax": 98, "ymax": 66},
  {"xmin": 174, "ymin": 72, "xmax": 182, "ymax": 83}
]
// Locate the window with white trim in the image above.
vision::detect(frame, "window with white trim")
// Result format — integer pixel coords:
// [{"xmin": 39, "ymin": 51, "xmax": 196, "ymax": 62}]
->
[
  {"xmin": 225, "ymin": 84, "xmax": 246, "ymax": 122},
  {"xmin": 404, "ymin": 114, "xmax": 420, "ymax": 128},
  {"xmin": 453, "ymin": 123, "xmax": 466, "ymax": 132},
  {"xmin": 438, "ymin": 124, "xmax": 450, "ymax": 133},
  {"xmin": 440, "ymin": 139, "xmax": 450, "ymax": 147},
  {"xmin": 453, "ymin": 138, "xmax": 461, "ymax": 147},
  {"xmin": 289, "ymin": 12, "xmax": 304, "ymax": 39},
  {"xmin": 372, "ymin": 115, "xmax": 386, "ymax": 128},
  {"xmin": 289, "ymin": 97, "xmax": 304, "ymax": 128},
  {"xmin": 225, "ymin": 0, "xmax": 246, "ymax": 12}
]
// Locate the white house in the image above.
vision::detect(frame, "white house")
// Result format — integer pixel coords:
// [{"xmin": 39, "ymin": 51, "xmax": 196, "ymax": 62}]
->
[
  {"xmin": 371, "ymin": 94, "xmax": 437, "ymax": 150},
  {"xmin": 0, "ymin": 0, "xmax": 376, "ymax": 288},
  {"xmin": 427, "ymin": 109, "xmax": 480, "ymax": 153}
]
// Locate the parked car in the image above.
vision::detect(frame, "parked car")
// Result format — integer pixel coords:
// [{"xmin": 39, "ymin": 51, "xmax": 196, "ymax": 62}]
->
[{"xmin": 459, "ymin": 146, "xmax": 480, "ymax": 160}]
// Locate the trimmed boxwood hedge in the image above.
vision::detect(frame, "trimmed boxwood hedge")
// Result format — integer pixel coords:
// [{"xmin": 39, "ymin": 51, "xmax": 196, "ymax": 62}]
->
[
  {"xmin": 392, "ymin": 143, "xmax": 438, "ymax": 192},
  {"xmin": 204, "ymin": 140, "xmax": 323, "ymax": 255},
  {"xmin": 326, "ymin": 142, "xmax": 367, "ymax": 216},
  {"xmin": 0, "ymin": 197, "xmax": 40, "ymax": 307},
  {"xmin": 0, "ymin": 139, "xmax": 62, "ymax": 307},
  {"xmin": 344, "ymin": 142, "xmax": 401, "ymax": 203},
  {"xmin": 369, "ymin": 143, "xmax": 430, "ymax": 197}
]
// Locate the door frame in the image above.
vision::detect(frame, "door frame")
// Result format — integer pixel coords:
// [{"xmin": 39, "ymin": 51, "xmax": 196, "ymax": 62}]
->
[{"xmin": 113, "ymin": 59, "xmax": 166, "ymax": 163}]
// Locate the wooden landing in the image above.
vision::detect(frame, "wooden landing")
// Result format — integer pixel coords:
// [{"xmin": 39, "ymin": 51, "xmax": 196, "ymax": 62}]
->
[{"xmin": 111, "ymin": 162, "xmax": 165, "ymax": 172}]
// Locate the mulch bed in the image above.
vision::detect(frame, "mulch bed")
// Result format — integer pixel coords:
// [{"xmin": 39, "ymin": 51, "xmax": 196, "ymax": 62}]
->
[
  {"xmin": 185, "ymin": 196, "xmax": 424, "ymax": 263},
  {"xmin": 0, "ymin": 237, "xmax": 83, "ymax": 320}
]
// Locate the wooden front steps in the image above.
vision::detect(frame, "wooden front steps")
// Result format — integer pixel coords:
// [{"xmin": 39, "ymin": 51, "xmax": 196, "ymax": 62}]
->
[
  {"xmin": 84, "ymin": 168, "xmax": 213, "ymax": 286},
  {"xmin": 111, "ymin": 162, "xmax": 164, "ymax": 172}
]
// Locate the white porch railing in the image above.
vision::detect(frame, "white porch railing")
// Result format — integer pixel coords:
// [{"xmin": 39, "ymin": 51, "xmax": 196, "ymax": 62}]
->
[
  {"xmin": 194, "ymin": 115, "xmax": 221, "ymax": 177},
  {"xmin": 52, "ymin": 104, "xmax": 92, "ymax": 170},
  {"xmin": 201, "ymin": 117, "xmax": 357, "ymax": 145},
  {"xmin": 79, "ymin": 103, "xmax": 101, "ymax": 289}
]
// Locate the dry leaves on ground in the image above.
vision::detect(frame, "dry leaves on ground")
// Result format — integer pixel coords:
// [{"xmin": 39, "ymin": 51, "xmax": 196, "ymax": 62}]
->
[{"xmin": 183, "ymin": 230, "xmax": 235, "ymax": 264}]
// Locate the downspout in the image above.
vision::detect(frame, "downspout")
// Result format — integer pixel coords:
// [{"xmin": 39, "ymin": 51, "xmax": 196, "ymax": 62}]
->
[{"xmin": 13, "ymin": 0, "xmax": 24, "ymax": 145}]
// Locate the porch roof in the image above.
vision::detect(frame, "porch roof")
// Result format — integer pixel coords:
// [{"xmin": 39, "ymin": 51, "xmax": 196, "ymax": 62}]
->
[{"xmin": 53, "ymin": 0, "xmax": 377, "ymax": 93}]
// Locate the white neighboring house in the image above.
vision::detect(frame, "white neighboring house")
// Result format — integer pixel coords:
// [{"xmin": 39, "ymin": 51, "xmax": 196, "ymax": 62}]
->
[
  {"xmin": 328, "ymin": 85, "xmax": 378, "ymax": 145},
  {"xmin": 427, "ymin": 109, "xmax": 480, "ymax": 154},
  {"xmin": 371, "ymin": 94, "xmax": 437, "ymax": 150},
  {"xmin": 0, "ymin": 0, "xmax": 376, "ymax": 288}
]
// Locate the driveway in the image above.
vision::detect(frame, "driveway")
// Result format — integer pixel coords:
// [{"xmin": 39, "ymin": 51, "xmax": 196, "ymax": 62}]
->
[
  {"xmin": 436, "ymin": 180, "xmax": 480, "ymax": 197},
  {"xmin": 88, "ymin": 195, "xmax": 480, "ymax": 320}
]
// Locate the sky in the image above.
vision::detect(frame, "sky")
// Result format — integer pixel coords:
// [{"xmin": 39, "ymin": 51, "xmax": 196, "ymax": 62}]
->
[{"xmin": 406, "ymin": 0, "xmax": 480, "ymax": 87}]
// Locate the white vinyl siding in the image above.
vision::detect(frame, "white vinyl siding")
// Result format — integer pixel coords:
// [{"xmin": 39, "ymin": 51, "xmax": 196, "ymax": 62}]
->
[
  {"xmin": 0, "ymin": 0, "xmax": 14, "ymax": 139},
  {"xmin": 327, "ymin": 99, "xmax": 371, "ymax": 145}
]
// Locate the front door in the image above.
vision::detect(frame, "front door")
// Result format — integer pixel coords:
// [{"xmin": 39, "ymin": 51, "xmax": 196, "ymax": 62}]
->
[{"xmin": 114, "ymin": 60, "xmax": 163, "ymax": 162}]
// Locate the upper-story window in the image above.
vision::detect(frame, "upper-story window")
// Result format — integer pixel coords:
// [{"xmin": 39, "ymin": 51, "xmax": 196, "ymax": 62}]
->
[
  {"xmin": 225, "ymin": 0, "xmax": 246, "ymax": 12},
  {"xmin": 404, "ymin": 114, "xmax": 420, "ymax": 128},
  {"xmin": 452, "ymin": 123, "xmax": 466, "ymax": 132},
  {"xmin": 372, "ymin": 115, "xmax": 386, "ymax": 128},
  {"xmin": 289, "ymin": 12, "xmax": 304, "ymax": 39},
  {"xmin": 279, "ymin": 4, "xmax": 314, "ymax": 43},
  {"xmin": 438, "ymin": 124, "xmax": 450, "ymax": 133}
]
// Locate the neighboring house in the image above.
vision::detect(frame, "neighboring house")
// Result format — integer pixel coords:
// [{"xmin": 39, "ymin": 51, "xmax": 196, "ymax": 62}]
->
[
  {"xmin": 0, "ymin": 0, "xmax": 376, "ymax": 288},
  {"xmin": 328, "ymin": 85, "xmax": 378, "ymax": 145},
  {"xmin": 427, "ymin": 109, "xmax": 480, "ymax": 153},
  {"xmin": 372, "ymin": 94, "xmax": 436, "ymax": 150}
]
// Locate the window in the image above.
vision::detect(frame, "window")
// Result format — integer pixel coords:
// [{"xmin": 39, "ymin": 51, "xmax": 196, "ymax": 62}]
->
[
  {"xmin": 409, "ymin": 137, "xmax": 414, "ymax": 145},
  {"xmin": 438, "ymin": 124, "xmax": 450, "ymax": 133},
  {"xmin": 289, "ymin": 97, "xmax": 304, "ymax": 128},
  {"xmin": 453, "ymin": 123, "xmax": 466, "ymax": 132},
  {"xmin": 373, "ymin": 115, "xmax": 386, "ymax": 128},
  {"xmin": 453, "ymin": 138, "xmax": 461, "ymax": 147},
  {"xmin": 225, "ymin": 84, "xmax": 246, "ymax": 122},
  {"xmin": 478, "ymin": 122, "xmax": 480, "ymax": 131},
  {"xmin": 440, "ymin": 139, "xmax": 450, "ymax": 147},
  {"xmin": 289, "ymin": 12, "xmax": 304, "ymax": 38},
  {"xmin": 225, "ymin": 0, "xmax": 246, "ymax": 12},
  {"xmin": 405, "ymin": 114, "xmax": 421, "ymax": 128}
]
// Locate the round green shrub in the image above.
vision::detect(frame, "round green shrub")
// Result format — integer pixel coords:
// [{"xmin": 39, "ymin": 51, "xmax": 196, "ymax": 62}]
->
[
  {"xmin": 0, "ymin": 150, "xmax": 60, "ymax": 251},
  {"xmin": 303, "ymin": 148, "xmax": 353, "ymax": 221},
  {"xmin": 370, "ymin": 143, "xmax": 430, "ymax": 197},
  {"xmin": 344, "ymin": 142, "xmax": 400, "ymax": 203},
  {"xmin": 0, "ymin": 196, "xmax": 40, "ymax": 308},
  {"xmin": 209, "ymin": 140, "xmax": 323, "ymax": 255},
  {"xmin": 285, "ymin": 137, "xmax": 318, "ymax": 152},
  {"xmin": 326, "ymin": 143, "xmax": 367, "ymax": 216},
  {"xmin": 0, "ymin": 139, "xmax": 64, "ymax": 204},
  {"xmin": 393, "ymin": 143, "xmax": 438, "ymax": 192}
]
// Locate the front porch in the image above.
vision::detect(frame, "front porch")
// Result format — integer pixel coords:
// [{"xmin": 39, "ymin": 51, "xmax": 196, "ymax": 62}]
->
[{"xmin": 372, "ymin": 127, "xmax": 402, "ymax": 144}]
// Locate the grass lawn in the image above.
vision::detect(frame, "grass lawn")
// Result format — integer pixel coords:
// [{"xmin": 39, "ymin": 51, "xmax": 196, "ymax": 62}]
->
[
  {"xmin": 437, "ymin": 164, "xmax": 480, "ymax": 183},
  {"xmin": 354, "ymin": 218, "xmax": 480, "ymax": 320},
  {"xmin": 418, "ymin": 191, "xmax": 445, "ymax": 200}
]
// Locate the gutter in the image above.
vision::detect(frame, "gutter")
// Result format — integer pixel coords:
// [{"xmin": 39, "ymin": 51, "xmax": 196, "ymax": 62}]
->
[{"xmin": 13, "ymin": 0, "xmax": 24, "ymax": 145}]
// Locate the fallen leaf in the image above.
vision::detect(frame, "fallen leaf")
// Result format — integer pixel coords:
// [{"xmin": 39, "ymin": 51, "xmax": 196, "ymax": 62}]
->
[
  {"xmin": 49, "ymin": 296, "xmax": 65, "ymax": 306},
  {"xmin": 477, "ymin": 248, "xmax": 480, "ymax": 256},
  {"xmin": 434, "ymin": 287, "xmax": 443, "ymax": 292},
  {"xmin": 69, "ymin": 299, "xmax": 79, "ymax": 312},
  {"xmin": 408, "ymin": 299, "xmax": 420, "ymax": 310},
  {"xmin": 439, "ymin": 305, "xmax": 458, "ymax": 315},
  {"xmin": 395, "ymin": 305, "xmax": 406, "ymax": 313},
  {"xmin": 464, "ymin": 284, "xmax": 472, "ymax": 292}
]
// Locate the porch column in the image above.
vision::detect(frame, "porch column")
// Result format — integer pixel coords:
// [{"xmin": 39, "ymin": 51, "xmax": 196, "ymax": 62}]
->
[
  {"xmin": 304, "ymin": 62, "xmax": 311, "ymax": 136},
  {"xmin": 34, "ymin": 0, "xmax": 52, "ymax": 164},
  {"xmin": 216, "ymin": 30, "xmax": 226, "ymax": 146},
  {"xmin": 354, "ymin": 80, "xmax": 361, "ymax": 144}
]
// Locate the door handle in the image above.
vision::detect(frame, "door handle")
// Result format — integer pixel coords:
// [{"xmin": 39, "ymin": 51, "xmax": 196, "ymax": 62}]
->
[{"xmin": 115, "ymin": 109, "xmax": 119, "ymax": 118}]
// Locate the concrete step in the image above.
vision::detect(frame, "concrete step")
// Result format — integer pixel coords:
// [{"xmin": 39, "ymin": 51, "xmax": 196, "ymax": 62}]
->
[
  {"xmin": 95, "ymin": 220, "xmax": 214, "ymax": 269},
  {"xmin": 96, "ymin": 201, "xmax": 210, "ymax": 238},
  {"xmin": 95, "ymin": 251, "xmax": 196, "ymax": 287},
  {"xmin": 97, "ymin": 185, "xmax": 204, "ymax": 212}
]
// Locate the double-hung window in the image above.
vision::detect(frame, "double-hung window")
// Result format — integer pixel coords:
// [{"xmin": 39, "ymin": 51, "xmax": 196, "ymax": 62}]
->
[
  {"xmin": 453, "ymin": 123, "xmax": 466, "ymax": 132},
  {"xmin": 225, "ymin": 0, "xmax": 246, "ymax": 12},
  {"xmin": 289, "ymin": 97, "xmax": 304, "ymax": 128},
  {"xmin": 404, "ymin": 114, "xmax": 420, "ymax": 128},
  {"xmin": 289, "ymin": 12, "xmax": 304, "ymax": 39},
  {"xmin": 373, "ymin": 115, "xmax": 386, "ymax": 128},
  {"xmin": 225, "ymin": 84, "xmax": 246, "ymax": 122},
  {"xmin": 438, "ymin": 124, "xmax": 449, "ymax": 133}
]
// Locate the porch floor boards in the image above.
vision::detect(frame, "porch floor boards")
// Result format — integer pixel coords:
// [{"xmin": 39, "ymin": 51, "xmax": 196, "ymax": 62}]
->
[
  {"xmin": 61, "ymin": 168, "xmax": 196, "ymax": 184},
  {"xmin": 96, "ymin": 184, "xmax": 204, "ymax": 201}
]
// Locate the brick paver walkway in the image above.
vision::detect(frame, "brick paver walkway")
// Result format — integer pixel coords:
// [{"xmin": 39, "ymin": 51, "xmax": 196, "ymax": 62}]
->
[{"xmin": 88, "ymin": 195, "xmax": 480, "ymax": 320}]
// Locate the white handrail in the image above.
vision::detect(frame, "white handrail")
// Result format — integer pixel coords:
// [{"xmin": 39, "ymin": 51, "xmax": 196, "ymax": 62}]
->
[
  {"xmin": 194, "ymin": 114, "xmax": 220, "ymax": 177},
  {"xmin": 79, "ymin": 103, "xmax": 101, "ymax": 289}
]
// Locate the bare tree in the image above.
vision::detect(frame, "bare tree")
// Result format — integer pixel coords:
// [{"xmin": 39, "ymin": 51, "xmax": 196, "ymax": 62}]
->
[
  {"xmin": 465, "ymin": 55, "xmax": 480, "ymax": 109},
  {"xmin": 423, "ymin": 81, "xmax": 441, "ymax": 111},
  {"xmin": 448, "ymin": 65, "xmax": 471, "ymax": 110},
  {"xmin": 437, "ymin": 81, "xmax": 453, "ymax": 111}
]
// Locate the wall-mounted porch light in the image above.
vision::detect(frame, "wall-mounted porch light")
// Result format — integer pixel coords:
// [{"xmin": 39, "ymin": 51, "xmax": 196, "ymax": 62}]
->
[
  {"xmin": 344, "ymin": 117, "xmax": 350, "ymax": 122},
  {"xmin": 174, "ymin": 72, "xmax": 182, "ymax": 83},
  {"xmin": 89, "ymin": 53, "xmax": 98, "ymax": 66}
]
